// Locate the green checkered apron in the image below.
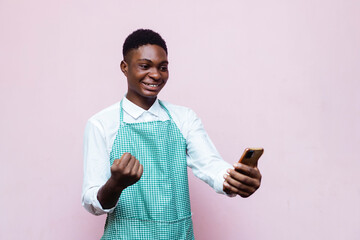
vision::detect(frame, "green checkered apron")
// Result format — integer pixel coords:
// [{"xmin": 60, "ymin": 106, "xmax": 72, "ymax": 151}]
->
[{"xmin": 101, "ymin": 100, "xmax": 194, "ymax": 240}]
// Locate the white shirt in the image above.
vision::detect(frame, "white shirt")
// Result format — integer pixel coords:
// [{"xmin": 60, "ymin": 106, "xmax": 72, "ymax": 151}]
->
[{"xmin": 82, "ymin": 97, "xmax": 232, "ymax": 215}]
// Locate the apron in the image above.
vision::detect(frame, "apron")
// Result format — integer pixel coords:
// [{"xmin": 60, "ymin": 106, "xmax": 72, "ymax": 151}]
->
[{"xmin": 101, "ymin": 100, "xmax": 195, "ymax": 240}]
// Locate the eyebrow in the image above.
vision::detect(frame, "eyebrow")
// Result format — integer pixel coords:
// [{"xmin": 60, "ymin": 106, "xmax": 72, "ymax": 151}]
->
[{"xmin": 137, "ymin": 58, "xmax": 169, "ymax": 64}]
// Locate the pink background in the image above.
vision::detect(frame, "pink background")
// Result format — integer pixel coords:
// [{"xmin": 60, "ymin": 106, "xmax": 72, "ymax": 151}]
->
[{"xmin": 1, "ymin": 0, "xmax": 359, "ymax": 239}]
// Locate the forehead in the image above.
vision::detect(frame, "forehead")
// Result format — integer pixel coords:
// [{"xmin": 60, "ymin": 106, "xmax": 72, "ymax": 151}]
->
[{"xmin": 126, "ymin": 44, "xmax": 168, "ymax": 62}]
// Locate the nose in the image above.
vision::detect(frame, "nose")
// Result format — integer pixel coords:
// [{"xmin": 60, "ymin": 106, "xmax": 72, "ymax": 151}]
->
[{"xmin": 148, "ymin": 67, "xmax": 161, "ymax": 80}]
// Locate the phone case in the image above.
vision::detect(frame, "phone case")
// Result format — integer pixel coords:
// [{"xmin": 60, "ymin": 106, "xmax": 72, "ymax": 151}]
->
[{"xmin": 238, "ymin": 148, "xmax": 264, "ymax": 167}]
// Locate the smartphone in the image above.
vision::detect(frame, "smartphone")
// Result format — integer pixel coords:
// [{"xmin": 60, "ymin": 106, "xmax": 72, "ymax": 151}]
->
[{"xmin": 238, "ymin": 148, "xmax": 264, "ymax": 167}]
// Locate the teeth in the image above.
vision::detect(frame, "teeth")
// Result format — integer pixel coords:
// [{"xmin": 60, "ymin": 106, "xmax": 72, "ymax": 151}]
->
[{"xmin": 145, "ymin": 83, "xmax": 159, "ymax": 87}]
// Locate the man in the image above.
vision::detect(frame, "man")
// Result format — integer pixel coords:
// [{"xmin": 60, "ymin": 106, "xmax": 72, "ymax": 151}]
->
[{"xmin": 82, "ymin": 29, "xmax": 262, "ymax": 239}]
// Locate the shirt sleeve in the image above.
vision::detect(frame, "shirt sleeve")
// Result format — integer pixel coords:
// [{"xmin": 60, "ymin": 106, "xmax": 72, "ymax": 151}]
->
[
  {"xmin": 82, "ymin": 119, "xmax": 117, "ymax": 215},
  {"xmin": 185, "ymin": 109, "xmax": 234, "ymax": 196}
]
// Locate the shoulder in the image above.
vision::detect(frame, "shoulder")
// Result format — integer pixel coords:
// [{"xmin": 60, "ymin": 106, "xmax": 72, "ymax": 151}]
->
[
  {"xmin": 159, "ymin": 100, "xmax": 202, "ymax": 138},
  {"xmin": 160, "ymin": 100, "xmax": 198, "ymax": 122},
  {"xmin": 86, "ymin": 102, "xmax": 120, "ymax": 131}
]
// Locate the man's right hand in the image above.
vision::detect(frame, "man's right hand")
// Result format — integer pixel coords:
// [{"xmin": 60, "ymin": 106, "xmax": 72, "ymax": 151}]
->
[
  {"xmin": 97, "ymin": 152, "xmax": 143, "ymax": 209},
  {"xmin": 110, "ymin": 152, "xmax": 143, "ymax": 191}
]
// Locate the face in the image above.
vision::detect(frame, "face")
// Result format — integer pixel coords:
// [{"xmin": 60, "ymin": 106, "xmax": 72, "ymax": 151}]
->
[{"xmin": 121, "ymin": 44, "xmax": 169, "ymax": 108}]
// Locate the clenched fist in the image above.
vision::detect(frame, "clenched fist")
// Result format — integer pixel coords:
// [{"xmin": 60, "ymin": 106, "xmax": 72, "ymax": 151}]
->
[
  {"xmin": 110, "ymin": 152, "xmax": 143, "ymax": 191},
  {"xmin": 97, "ymin": 152, "xmax": 143, "ymax": 209}
]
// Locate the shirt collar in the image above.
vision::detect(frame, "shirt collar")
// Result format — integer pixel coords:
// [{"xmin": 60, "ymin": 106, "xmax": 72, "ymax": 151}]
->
[{"xmin": 122, "ymin": 96, "xmax": 162, "ymax": 119}]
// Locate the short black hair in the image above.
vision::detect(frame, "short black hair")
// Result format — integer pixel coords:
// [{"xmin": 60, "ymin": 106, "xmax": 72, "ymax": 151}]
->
[{"xmin": 122, "ymin": 29, "xmax": 168, "ymax": 59}]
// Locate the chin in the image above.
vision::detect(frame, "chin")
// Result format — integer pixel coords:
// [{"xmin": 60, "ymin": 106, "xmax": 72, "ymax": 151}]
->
[{"xmin": 142, "ymin": 89, "xmax": 163, "ymax": 98}]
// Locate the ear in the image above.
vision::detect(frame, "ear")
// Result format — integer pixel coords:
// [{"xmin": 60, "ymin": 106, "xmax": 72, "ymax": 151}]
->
[{"xmin": 120, "ymin": 60, "xmax": 128, "ymax": 77}]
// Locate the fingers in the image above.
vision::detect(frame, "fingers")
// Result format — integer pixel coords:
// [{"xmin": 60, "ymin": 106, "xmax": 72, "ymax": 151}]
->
[
  {"xmin": 223, "ymin": 179, "xmax": 253, "ymax": 198},
  {"xmin": 118, "ymin": 152, "xmax": 132, "ymax": 168},
  {"xmin": 126, "ymin": 155, "xmax": 137, "ymax": 172},
  {"xmin": 131, "ymin": 157, "xmax": 143, "ymax": 179},
  {"xmin": 112, "ymin": 153, "xmax": 143, "ymax": 177},
  {"xmin": 222, "ymin": 163, "xmax": 262, "ymax": 198},
  {"xmin": 225, "ymin": 172, "xmax": 255, "ymax": 190},
  {"xmin": 113, "ymin": 153, "xmax": 138, "ymax": 169},
  {"xmin": 111, "ymin": 153, "xmax": 143, "ymax": 189},
  {"xmin": 227, "ymin": 168, "xmax": 260, "ymax": 188},
  {"xmin": 131, "ymin": 158, "xmax": 139, "ymax": 175},
  {"xmin": 137, "ymin": 163, "xmax": 144, "ymax": 178},
  {"xmin": 233, "ymin": 163, "xmax": 262, "ymax": 180}
]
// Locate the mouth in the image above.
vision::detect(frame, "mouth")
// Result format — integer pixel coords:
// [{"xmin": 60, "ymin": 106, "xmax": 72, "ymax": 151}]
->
[
  {"xmin": 143, "ymin": 83, "xmax": 162, "ymax": 87},
  {"xmin": 142, "ymin": 82, "xmax": 164, "ymax": 91}
]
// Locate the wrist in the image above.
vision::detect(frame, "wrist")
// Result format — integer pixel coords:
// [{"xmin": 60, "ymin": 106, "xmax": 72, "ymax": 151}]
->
[{"xmin": 108, "ymin": 176, "xmax": 126, "ymax": 193}]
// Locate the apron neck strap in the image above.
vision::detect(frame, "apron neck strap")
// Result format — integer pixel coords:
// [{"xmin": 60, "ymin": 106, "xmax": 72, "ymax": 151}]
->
[
  {"xmin": 119, "ymin": 99, "xmax": 124, "ymax": 123},
  {"xmin": 158, "ymin": 100, "xmax": 173, "ymax": 120}
]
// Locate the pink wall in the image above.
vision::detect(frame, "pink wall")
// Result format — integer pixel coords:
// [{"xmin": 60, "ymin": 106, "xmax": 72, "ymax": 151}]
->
[{"xmin": 1, "ymin": 0, "xmax": 359, "ymax": 239}]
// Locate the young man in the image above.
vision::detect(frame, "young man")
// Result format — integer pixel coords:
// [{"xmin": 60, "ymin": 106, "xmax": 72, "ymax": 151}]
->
[{"xmin": 82, "ymin": 29, "xmax": 262, "ymax": 239}]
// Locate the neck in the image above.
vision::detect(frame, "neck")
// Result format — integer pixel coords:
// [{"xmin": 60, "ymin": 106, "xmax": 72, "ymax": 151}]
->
[{"xmin": 125, "ymin": 94, "xmax": 157, "ymax": 110}]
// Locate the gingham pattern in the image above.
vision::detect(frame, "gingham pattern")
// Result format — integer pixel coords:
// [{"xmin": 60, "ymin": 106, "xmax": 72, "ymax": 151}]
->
[{"xmin": 101, "ymin": 100, "xmax": 194, "ymax": 240}]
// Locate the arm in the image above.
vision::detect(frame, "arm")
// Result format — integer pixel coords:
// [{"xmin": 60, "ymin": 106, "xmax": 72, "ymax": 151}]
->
[
  {"xmin": 184, "ymin": 108, "xmax": 261, "ymax": 197},
  {"xmin": 184, "ymin": 108, "xmax": 232, "ymax": 194},
  {"xmin": 82, "ymin": 120, "xmax": 142, "ymax": 214},
  {"xmin": 82, "ymin": 120, "xmax": 112, "ymax": 215},
  {"xmin": 97, "ymin": 153, "xmax": 143, "ymax": 209}
]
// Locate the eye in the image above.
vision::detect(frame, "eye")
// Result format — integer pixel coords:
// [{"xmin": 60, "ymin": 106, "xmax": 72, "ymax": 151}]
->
[
  {"xmin": 159, "ymin": 65, "xmax": 168, "ymax": 72},
  {"xmin": 139, "ymin": 64, "xmax": 149, "ymax": 70}
]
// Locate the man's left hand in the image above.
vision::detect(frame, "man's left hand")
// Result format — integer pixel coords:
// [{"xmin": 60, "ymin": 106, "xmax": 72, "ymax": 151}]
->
[{"xmin": 223, "ymin": 163, "xmax": 262, "ymax": 198}]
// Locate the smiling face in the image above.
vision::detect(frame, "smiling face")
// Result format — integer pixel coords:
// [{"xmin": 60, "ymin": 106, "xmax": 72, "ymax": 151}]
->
[{"xmin": 121, "ymin": 44, "xmax": 169, "ymax": 109}]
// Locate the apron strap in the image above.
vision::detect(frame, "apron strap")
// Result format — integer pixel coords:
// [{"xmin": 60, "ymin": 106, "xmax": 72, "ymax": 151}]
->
[
  {"xmin": 158, "ymin": 100, "xmax": 173, "ymax": 120},
  {"xmin": 119, "ymin": 99, "xmax": 124, "ymax": 125}
]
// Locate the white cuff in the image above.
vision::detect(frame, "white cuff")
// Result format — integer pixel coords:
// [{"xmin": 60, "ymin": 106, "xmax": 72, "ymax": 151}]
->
[
  {"xmin": 213, "ymin": 167, "xmax": 237, "ymax": 197},
  {"xmin": 82, "ymin": 187, "xmax": 117, "ymax": 215}
]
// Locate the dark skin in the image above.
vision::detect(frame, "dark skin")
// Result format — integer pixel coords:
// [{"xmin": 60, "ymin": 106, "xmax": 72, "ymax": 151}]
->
[
  {"xmin": 97, "ymin": 44, "xmax": 261, "ymax": 209},
  {"xmin": 121, "ymin": 44, "xmax": 169, "ymax": 110},
  {"xmin": 223, "ymin": 163, "xmax": 262, "ymax": 197}
]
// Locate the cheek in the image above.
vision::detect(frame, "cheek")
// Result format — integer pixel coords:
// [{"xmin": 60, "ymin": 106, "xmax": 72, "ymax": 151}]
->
[
  {"xmin": 162, "ymin": 72, "xmax": 169, "ymax": 82},
  {"xmin": 129, "ymin": 71, "xmax": 146, "ymax": 81}
]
